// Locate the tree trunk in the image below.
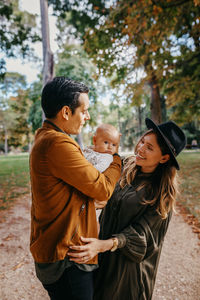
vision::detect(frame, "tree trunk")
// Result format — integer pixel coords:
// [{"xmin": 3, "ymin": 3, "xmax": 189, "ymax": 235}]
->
[
  {"xmin": 40, "ymin": 0, "xmax": 54, "ymax": 122},
  {"xmin": 137, "ymin": 106, "xmax": 142, "ymax": 134},
  {"xmin": 161, "ymin": 95, "xmax": 167, "ymax": 122},
  {"xmin": 4, "ymin": 126, "xmax": 8, "ymax": 155},
  {"xmin": 148, "ymin": 74, "xmax": 162, "ymax": 124}
]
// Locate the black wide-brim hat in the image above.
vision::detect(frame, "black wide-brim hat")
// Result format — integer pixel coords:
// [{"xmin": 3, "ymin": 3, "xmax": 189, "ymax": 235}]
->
[{"xmin": 145, "ymin": 118, "xmax": 187, "ymax": 170}]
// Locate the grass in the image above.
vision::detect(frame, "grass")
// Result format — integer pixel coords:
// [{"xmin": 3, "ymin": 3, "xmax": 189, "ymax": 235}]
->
[
  {"xmin": 177, "ymin": 151, "xmax": 200, "ymax": 222},
  {"xmin": 0, "ymin": 153, "xmax": 30, "ymax": 210},
  {"xmin": 0, "ymin": 151, "xmax": 199, "ymax": 224}
]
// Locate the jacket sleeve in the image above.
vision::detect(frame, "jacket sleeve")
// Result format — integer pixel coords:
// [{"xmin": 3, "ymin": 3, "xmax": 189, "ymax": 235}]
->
[
  {"xmin": 47, "ymin": 138, "xmax": 121, "ymax": 201},
  {"xmin": 113, "ymin": 211, "xmax": 171, "ymax": 263}
]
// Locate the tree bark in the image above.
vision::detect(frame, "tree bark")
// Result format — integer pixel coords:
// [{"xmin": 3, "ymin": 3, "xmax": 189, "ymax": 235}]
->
[
  {"xmin": 137, "ymin": 106, "xmax": 142, "ymax": 134},
  {"xmin": 148, "ymin": 74, "xmax": 162, "ymax": 124},
  {"xmin": 40, "ymin": 0, "xmax": 54, "ymax": 121},
  {"xmin": 161, "ymin": 95, "xmax": 167, "ymax": 123},
  {"xmin": 4, "ymin": 125, "xmax": 8, "ymax": 155}
]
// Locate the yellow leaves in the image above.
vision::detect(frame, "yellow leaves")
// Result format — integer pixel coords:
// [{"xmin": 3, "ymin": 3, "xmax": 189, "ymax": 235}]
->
[
  {"xmin": 110, "ymin": 20, "xmax": 115, "ymax": 28},
  {"xmin": 12, "ymin": 261, "xmax": 24, "ymax": 271},
  {"xmin": 126, "ymin": 15, "xmax": 134, "ymax": 26},
  {"xmin": 153, "ymin": 5, "xmax": 163, "ymax": 15},
  {"xmin": 142, "ymin": 20, "xmax": 147, "ymax": 28},
  {"xmin": 127, "ymin": 6, "xmax": 135, "ymax": 15},
  {"xmin": 193, "ymin": 0, "xmax": 200, "ymax": 6},
  {"xmin": 2, "ymin": 234, "xmax": 15, "ymax": 241},
  {"xmin": 121, "ymin": 26, "xmax": 128, "ymax": 34},
  {"xmin": 166, "ymin": 76, "xmax": 198, "ymax": 108},
  {"xmin": 10, "ymin": 96, "xmax": 17, "ymax": 101},
  {"xmin": 93, "ymin": 6, "xmax": 106, "ymax": 13}
]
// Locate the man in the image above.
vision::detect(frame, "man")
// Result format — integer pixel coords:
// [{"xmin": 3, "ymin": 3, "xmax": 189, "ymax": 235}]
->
[{"xmin": 29, "ymin": 77, "xmax": 121, "ymax": 300}]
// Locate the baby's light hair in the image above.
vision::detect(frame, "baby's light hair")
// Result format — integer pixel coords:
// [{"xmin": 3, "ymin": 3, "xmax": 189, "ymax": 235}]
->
[{"xmin": 95, "ymin": 124, "xmax": 120, "ymax": 137}]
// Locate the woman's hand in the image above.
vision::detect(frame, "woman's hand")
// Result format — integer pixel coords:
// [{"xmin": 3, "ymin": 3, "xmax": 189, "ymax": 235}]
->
[{"xmin": 67, "ymin": 236, "xmax": 113, "ymax": 264}]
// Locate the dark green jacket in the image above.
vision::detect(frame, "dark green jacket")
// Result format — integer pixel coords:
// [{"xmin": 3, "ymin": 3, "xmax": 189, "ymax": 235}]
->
[{"xmin": 94, "ymin": 181, "xmax": 172, "ymax": 300}]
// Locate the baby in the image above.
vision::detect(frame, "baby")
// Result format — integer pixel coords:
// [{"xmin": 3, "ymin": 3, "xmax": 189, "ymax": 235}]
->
[
  {"xmin": 83, "ymin": 123, "xmax": 121, "ymax": 173},
  {"xmin": 83, "ymin": 124, "xmax": 121, "ymax": 224}
]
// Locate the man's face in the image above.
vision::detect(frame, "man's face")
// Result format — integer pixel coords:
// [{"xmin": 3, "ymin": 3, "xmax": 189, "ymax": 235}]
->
[{"xmin": 66, "ymin": 93, "xmax": 90, "ymax": 135}]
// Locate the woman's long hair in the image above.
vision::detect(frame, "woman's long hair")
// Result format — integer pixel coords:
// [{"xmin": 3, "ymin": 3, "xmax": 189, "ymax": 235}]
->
[{"xmin": 119, "ymin": 129, "xmax": 179, "ymax": 219}]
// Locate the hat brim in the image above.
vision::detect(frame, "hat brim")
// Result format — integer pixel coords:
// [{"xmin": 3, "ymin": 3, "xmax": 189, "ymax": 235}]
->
[{"xmin": 145, "ymin": 118, "xmax": 180, "ymax": 170}]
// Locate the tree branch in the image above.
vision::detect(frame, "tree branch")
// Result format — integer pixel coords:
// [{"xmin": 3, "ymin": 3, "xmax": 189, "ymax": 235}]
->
[{"xmin": 152, "ymin": 0, "xmax": 192, "ymax": 9}]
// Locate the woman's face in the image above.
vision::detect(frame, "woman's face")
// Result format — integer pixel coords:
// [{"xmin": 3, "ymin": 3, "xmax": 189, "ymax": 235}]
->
[{"xmin": 135, "ymin": 132, "xmax": 170, "ymax": 173}]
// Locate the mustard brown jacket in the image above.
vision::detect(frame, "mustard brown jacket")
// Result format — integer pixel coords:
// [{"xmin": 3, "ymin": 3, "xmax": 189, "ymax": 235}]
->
[{"xmin": 30, "ymin": 122, "xmax": 121, "ymax": 264}]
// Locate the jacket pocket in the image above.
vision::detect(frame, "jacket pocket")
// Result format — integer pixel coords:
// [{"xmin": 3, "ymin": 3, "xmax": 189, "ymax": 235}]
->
[{"xmin": 70, "ymin": 202, "xmax": 86, "ymax": 242}]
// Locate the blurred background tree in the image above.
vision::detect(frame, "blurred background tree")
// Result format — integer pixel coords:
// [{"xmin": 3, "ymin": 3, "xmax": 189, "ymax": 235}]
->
[
  {"xmin": 48, "ymin": 0, "xmax": 200, "ymax": 147},
  {"xmin": 0, "ymin": 0, "xmax": 40, "ymax": 78},
  {"xmin": 0, "ymin": 0, "xmax": 199, "ymax": 152},
  {"xmin": 0, "ymin": 72, "xmax": 32, "ymax": 153}
]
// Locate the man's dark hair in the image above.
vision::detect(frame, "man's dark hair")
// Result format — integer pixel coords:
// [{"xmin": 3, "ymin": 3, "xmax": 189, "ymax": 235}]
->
[{"xmin": 41, "ymin": 77, "xmax": 89, "ymax": 118}]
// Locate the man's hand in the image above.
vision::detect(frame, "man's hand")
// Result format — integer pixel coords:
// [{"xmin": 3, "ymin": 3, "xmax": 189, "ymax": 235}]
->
[
  {"xmin": 94, "ymin": 200, "xmax": 107, "ymax": 209},
  {"xmin": 67, "ymin": 237, "xmax": 102, "ymax": 264},
  {"xmin": 67, "ymin": 236, "xmax": 113, "ymax": 264}
]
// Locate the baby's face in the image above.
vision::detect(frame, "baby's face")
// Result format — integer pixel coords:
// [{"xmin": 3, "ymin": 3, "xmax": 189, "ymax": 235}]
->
[{"xmin": 93, "ymin": 130, "xmax": 120, "ymax": 155}]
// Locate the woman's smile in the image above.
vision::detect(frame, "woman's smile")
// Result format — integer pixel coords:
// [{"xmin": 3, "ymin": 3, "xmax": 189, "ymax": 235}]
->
[{"xmin": 136, "ymin": 153, "xmax": 146, "ymax": 160}]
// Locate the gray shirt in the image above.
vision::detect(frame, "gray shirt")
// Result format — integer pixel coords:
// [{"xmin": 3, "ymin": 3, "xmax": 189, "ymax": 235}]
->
[{"xmin": 35, "ymin": 257, "xmax": 98, "ymax": 285}]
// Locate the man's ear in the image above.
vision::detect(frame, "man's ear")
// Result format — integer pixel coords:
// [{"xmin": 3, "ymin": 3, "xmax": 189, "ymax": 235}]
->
[
  {"xmin": 160, "ymin": 154, "xmax": 170, "ymax": 164},
  {"xmin": 61, "ymin": 106, "xmax": 71, "ymax": 120}
]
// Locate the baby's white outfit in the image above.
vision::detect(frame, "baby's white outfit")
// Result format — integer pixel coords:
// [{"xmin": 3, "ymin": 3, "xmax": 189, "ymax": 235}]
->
[
  {"xmin": 83, "ymin": 147, "xmax": 113, "ymax": 222},
  {"xmin": 83, "ymin": 147, "xmax": 113, "ymax": 173}
]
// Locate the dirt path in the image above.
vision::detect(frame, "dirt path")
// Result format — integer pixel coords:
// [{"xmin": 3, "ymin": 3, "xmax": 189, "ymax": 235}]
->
[
  {"xmin": 0, "ymin": 194, "xmax": 199, "ymax": 300},
  {"xmin": 153, "ymin": 211, "xmax": 200, "ymax": 300}
]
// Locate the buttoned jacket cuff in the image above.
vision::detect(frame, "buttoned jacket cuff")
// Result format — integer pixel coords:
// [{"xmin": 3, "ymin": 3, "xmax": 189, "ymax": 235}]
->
[{"xmin": 112, "ymin": 233, "xmax": 126, "ymax": 248}]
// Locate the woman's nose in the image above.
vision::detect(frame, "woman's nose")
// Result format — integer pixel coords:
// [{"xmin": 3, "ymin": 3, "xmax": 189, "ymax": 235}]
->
[{"xmin": 138, "ymin": 144, "xmax": 145, "ymax": 153}]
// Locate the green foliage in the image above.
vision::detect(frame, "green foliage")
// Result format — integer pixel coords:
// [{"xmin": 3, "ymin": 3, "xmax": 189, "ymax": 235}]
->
[
  {"xmin": 28, "ymin": 100, "xmax": 43, "ymax": 133},
  {"xmin": 56, "ymin": 44, "xmax": 99, "ymax": 126},
  {"xmin": 0, "ymin": 105, "xmax": 16, "ymax": 153},
  {"xmin": 164, "ymin": 52, "xmax": 200, "ymax": 124},
  {"xmin": 0, "ymin": 71, "xmax": 27, "ymax": 95},
  {"xmin": 0, "ymin": 0, "xmax": 40, "ymax": 77},
  {"xmin": 96, "ymin": 90, "xmax": 149, "ymax": 150},
  {"xmin": 0, "ymin": 72, "xmax": 32, "ymax": 150},
  {"xmin": 9, "ymin": 89, "xmax": 33, "ymax": 147},
  {"xmin": 49, "ymin": 0, "xmax": 109, "ymax": 38},
  {"xmin": 28, "ymin": 80, "xmax": 43, "ymax": 132},
  {"xmin": 0, "ymin": 153, "xmax": 30, "ymax": 209},
  {"xmin": 50, "ymin": 0, "xmax": 200, "ymax": 124},
  {"xmin": 101, "ymin": 103, "xmax": 137, "ymax": 150},
  {"xmin": 182, "ymin": 122, "xmax": 200, "ymax": 145},
  {"xmin": 56, "ymin": 44, "xmax": 96, "ymax": 91},
  {"xmin": 28, "ymin": 44, "xmax": 99, "ymax": 133}
]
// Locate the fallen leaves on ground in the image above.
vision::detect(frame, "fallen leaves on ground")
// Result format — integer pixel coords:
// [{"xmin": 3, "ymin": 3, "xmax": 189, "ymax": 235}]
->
[{"xmin": 176, "ymin": 202, "xmax": 200, "ymax": 241}]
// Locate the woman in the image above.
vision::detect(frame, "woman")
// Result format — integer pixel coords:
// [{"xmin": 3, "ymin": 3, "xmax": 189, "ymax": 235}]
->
[{"xmin": 68, "ymin": 118, "xmax": 186, "ymax": 300}]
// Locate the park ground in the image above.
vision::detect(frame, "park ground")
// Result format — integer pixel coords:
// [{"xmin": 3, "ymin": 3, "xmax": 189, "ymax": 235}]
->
[
  {"xmin": 0, "ymin": 193, "xmax": 199, "ymax": 300},
  {"xmin": 0, "ymin": 151, "xmax": 200, "ymax": 299}
]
